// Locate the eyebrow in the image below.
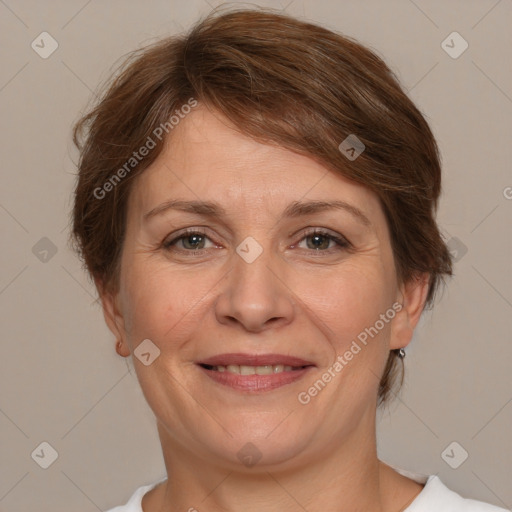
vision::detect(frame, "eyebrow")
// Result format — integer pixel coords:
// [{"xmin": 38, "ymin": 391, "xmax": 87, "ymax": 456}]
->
[{"xmin": 143, "ymin": 199, "xmax": 371, "ymax": 227}]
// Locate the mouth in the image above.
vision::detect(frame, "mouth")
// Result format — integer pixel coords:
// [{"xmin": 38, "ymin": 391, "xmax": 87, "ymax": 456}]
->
[
  {"xmin": 196, "ymin": 353, "xmax": 315, "ymax": 392},
  {"xmin": 199, "ymin": 363, "xmax": 309, "ymax": 374}
]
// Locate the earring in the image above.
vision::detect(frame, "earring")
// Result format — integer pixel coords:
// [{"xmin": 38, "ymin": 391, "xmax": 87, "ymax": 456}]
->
[{"xmin": 397, "ymin": 348, "xmax": 406, "ymax": 359}]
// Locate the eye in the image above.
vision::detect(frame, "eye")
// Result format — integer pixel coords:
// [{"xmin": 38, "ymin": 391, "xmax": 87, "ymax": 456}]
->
[
  {"xmin": 162, "ymin": 227, "xmax": 351, "ymax": 256},
  {"xmin": 163, "ymin": 229, "xmax": 216, "ymax": 251},
  {"xmin": 295, "ymin": 228, "xmax": 351, "ymax": 252}
]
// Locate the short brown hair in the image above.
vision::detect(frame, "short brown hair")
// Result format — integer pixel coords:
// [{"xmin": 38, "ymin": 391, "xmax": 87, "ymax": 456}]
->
[{"xmin": 70, "ymin": 6, "xmax": 453, "ymax": 407}]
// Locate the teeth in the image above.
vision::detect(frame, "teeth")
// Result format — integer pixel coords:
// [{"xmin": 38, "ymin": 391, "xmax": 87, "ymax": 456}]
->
[
  {"xmin": 240, "ymin": 365, "xmax": 256, "ymax": 375},
  {"xmin": 256, "ymin": 365, "xmax": 273, "ymax": 375},
  {"xmin": 211, "ymin": 364, "xmax": 296, "ymax": 374}
]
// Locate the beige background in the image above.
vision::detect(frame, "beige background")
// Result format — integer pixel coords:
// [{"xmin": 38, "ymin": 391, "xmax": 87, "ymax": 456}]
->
[{"xmin": 0, "ymin": 0, "xmax": 511, "ymax": 510}]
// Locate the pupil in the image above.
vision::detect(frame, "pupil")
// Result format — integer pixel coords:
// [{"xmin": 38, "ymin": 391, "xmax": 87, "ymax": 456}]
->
[
  {"xmin": 185, "ymin": 235, "xmax": 203, "ymax": 249},
  {"xmin": 309, "ymin": 234, "xmax": 328, "ymax": 250}
]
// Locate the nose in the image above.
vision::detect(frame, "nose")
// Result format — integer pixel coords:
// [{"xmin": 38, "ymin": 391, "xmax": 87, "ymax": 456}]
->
[{"xmin": 214, "ymin": 243, "xmax": 295, "ymax": 333}]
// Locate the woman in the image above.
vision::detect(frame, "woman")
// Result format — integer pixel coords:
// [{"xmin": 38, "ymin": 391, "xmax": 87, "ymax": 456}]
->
[{"xmin": 70, "ymin": 7, "xmax": 507, "ymax": 512}]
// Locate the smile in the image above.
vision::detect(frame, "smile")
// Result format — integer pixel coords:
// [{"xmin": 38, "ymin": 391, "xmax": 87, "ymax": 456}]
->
[
  {"xmin": 196, "ymin": 353, "xmax": 315, "ymax": 392},
  {"xmin": 200, "ymin": 363, "xmax": 307, "ymax": 374}
]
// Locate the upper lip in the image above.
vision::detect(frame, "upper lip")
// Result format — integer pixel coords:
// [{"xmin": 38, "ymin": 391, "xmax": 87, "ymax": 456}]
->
[{"xmin": 197, "ymin": 353, "xmax": 315, "ymax": 367}]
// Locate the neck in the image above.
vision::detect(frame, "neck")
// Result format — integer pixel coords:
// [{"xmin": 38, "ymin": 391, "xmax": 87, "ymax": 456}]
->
[{"xmin": 146, "ymin": 406, "xmax": 416, "ymax": 512}]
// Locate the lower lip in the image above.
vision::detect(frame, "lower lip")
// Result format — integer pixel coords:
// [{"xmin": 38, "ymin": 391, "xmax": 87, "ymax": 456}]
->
[{"xmin": 197, "ymin": 365, "xmax": 314, "ymax": 392}]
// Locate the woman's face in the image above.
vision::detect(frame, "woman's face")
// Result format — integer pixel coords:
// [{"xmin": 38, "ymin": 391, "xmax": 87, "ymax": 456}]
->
[{"xmin": 103, "ymin": 104, "xmax": 426, "ymax": 470}]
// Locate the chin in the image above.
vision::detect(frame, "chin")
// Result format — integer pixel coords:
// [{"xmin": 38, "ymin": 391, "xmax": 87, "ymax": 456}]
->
[{"xmin": 191, "ymin": 413, "xmax": 318, "ymax": 470}]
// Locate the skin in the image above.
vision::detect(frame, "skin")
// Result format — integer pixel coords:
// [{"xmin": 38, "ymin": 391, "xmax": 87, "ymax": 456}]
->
[{"xmin": 99, "ymin": 103, "xmax": 430, "ymax": 512}]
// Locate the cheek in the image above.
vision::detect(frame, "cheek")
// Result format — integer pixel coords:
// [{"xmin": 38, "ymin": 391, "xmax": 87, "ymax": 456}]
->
[
  {"xmin": 296, "ymin": 259, "xmax": 394, "ymax": 348},
  {"xmin": 120, "ymin": 258, "xmax": 212, "ymax": 348}
]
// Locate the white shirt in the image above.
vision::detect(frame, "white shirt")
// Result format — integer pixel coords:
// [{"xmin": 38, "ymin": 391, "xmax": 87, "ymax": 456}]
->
[{"xmin": 104, "ymin": 468, "xmax": 509, "ymax": 511}]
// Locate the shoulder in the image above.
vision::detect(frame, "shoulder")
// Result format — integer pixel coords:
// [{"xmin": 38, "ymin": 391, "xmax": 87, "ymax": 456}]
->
[
  {"xmin": 103, "ymin": 478, "xmax": 166, "ymax": 512},
  {"xmin": 407, "ymin": 475, "xmax": 510, "ymax": 512}
]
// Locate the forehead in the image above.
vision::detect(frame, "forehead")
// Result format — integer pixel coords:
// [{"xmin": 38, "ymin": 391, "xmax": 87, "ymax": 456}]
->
[{"xmin": 127, "ymin": 104, "xmax": 383, "ymax": 225}]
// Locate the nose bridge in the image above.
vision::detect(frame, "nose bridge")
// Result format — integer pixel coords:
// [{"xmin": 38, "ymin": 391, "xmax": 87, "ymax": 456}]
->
[
  {"xmin": 234, "ymin": 236, "xmax": 277, "ymax": 295},
  {"xmin": 215, "ymin": 234, "xmax": 294, "ymax": 331}
]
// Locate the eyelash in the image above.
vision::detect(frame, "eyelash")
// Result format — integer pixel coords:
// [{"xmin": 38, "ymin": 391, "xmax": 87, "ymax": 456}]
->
[{"xmin": 162, "ymin": 228, "xmax": 351, "ymax": 255}]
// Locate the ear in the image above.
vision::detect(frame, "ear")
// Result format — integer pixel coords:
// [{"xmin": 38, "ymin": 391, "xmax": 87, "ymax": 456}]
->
[
  {"xmin": 94, "ymin": 277, "xmax": 131, "ymax": 357},
  {"xmin": 389, "ymin": 272, "xmax": 430, "ymax": 350}
]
